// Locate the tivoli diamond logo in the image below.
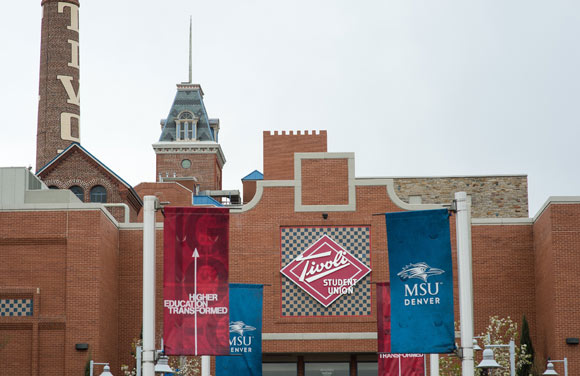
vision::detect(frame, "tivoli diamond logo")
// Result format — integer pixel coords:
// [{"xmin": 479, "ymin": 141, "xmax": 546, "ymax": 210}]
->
[{"xmin": 281, "ymin": 235, "xmax": 371, "ymax": 307}]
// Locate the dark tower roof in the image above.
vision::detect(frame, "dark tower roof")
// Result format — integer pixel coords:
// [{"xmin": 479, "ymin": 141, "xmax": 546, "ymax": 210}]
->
[{"xmin": 158, "ymin": 83, "xmax": 215, "ymax": 142}]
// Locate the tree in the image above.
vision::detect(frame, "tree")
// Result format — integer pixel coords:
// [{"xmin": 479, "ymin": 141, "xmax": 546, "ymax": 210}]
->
[
  {"xmin": 477, "ymin": 316, "xmax": 533, "ymax": 376},
  {"xmin": 518, "ymin": 315, "xmax": 536, "ymax": 376},
  {"xmin": 85, "ymin": 353, "xmax": 92, "ymax": 376},
  {"xmin": 439, "ymin": 316, "xmax": 533, "ymax": 376}
]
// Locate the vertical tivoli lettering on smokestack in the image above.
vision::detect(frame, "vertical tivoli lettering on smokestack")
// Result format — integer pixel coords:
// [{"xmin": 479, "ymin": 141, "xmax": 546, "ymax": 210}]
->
[{"xmin": 36, "ymin": 0, "xmax": 81, "ymax": 171}]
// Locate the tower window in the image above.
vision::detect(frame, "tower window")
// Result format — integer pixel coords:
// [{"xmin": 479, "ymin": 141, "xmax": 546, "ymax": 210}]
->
[
  {"xmin": 69, "ymin": 185, "xmax": 84, "ymax": 201},
  {"xmin": 176, "ymin": 111, "xmax": 197, "ymax": 141},
  {"xmin": 90, "ymin": 185, "xmax": 107, "ymax": 203}
]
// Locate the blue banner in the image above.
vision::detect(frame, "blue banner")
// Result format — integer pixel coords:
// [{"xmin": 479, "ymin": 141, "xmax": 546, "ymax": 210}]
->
[
  {"xmin": 385, "ymin": 209, "xmax": 454, "ymax": 354},
  {"xmin": 216, "ymin": 284, "xmax": 263, "ymax": 376}
]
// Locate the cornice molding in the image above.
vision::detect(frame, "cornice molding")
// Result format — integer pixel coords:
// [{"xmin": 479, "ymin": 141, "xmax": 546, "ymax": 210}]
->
[{"xmin": 152, "ymin": 142, "xmax": 226, "ymax": 167}]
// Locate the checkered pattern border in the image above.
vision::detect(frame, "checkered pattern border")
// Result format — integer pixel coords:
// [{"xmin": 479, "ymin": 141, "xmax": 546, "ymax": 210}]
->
[
  {"xmin": 0, "ymin": 299, "xmax": 33, "ymax": 317},
  {"xmin": 281, "ymin": 227, "xmax": 371, "ymax": 316}
]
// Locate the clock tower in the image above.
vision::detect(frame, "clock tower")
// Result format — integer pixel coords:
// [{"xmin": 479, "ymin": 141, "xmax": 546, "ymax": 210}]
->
[{"xmin": 153, "ymin": 83, "xmax": 225, "ymax": 193}]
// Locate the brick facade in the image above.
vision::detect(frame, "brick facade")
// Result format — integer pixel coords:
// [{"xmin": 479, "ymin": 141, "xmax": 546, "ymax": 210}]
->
[
  {"xmin": 134, "ymin": 182, "xmax": 193, "ymax": 222},
  {"xmin": 301, "ymin": 159, "xmax": 349, "ymax": 206},
  {"xmin": 263, "ymin": 130, "xmax": 327, "ymax": 180},
  {"xmin": 155, "ymin": 151, "xmax": 222, "ymax": 192},
  {"xmin": 38, "ymin": 145, "xmax": 141, "ymax": 223},
  {"xmin": 4, "ymin": 1, "xmax": 576, "ymax": 372},
  {"xmin": 0, "ymin": 210, "xmax": 119, "ymax": 376},
  {"xmin": 242, "ymin": 180, "xmax": 257, "ymax": 204},
  {"xmin": 3, "ymin": 134, "xmax": 580, "ymax": 375},
  {"xmin": 533, "ymin": 204, "xmax": 580, "ymax": 369}
]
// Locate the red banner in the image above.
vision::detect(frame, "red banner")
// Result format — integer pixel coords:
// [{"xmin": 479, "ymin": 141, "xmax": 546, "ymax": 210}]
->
[
  {"xmin": 377, "ymin": 282, "xmax": 425, "ymax": 375},
  {"xmin": 163, "ymin": 207, "xmax": 230, "ymax": 355}
]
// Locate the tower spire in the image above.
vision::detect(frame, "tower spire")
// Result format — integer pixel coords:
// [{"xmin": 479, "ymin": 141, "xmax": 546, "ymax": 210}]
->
[{"xmin": 188, "ymin": 16, "xmax": 193, "ymax": 84}]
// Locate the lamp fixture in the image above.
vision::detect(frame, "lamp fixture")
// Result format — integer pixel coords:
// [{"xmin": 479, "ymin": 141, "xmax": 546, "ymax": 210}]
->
[
  {"xmin": 154, "ymin": 355, "xmax": 176, "ymax": 374},
  {"xmin": 543, "ymin": 358, "xmax": 568, "ymax": 376},
  {"xmin": 89, "ymin": 361, "xmax": 114, "ymax": 376},
  {"xmin": 476, "ymin": 348, "xmax": 502, "ymax": 370},
  {"xmin": 543, "ymin": 362, "xmax": 558, "ymax": 376}
]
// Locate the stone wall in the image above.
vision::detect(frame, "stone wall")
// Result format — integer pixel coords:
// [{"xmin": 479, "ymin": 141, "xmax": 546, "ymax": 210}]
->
[{"xmin": 393, "ymin": 175, "xmax": 528, "ymax": 218}]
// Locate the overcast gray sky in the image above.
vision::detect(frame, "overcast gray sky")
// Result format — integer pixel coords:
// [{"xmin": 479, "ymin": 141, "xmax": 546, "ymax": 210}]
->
[{"xmin": 1, "ymin": 0, "xmax": 579, "ymax": 216}]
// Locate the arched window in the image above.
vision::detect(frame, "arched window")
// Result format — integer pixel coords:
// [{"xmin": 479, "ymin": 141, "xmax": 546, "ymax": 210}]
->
[
  {"xmin": 90, "ymin": 185, "xmax": 107, "ymax": 203},
  {"xmin": 48, "ymin": 185, "xmax": 59, "ymax": 190},
  {"xmin": 176, "ymin": 111, "xmax": 197, "ymax": 141},
  {"xmin": 69, "ymin": 185, "xmax": 84, "ymax": 201}
]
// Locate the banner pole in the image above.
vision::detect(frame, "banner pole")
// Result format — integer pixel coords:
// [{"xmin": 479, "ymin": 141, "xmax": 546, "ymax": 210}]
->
[
  {"xmin": 201, "ymin": 355, "xmax": 210, "ymax": 376},
  {"xmin": 143, "ymin": 196, "xmax": 158, "ymax": 376},
  {"xmin": 455, "ymin": 192, "xmax": 474, "ymax": 376},
  {"xmin": 430, "ymin": 354, "xmax": 439, "ymax": 376}
]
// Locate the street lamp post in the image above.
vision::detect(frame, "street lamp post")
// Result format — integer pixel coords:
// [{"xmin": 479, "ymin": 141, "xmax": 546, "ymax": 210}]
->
[
  {"xmin": 485, "ymin": 340, "xmax": 516, "ymax": 376},
  {"xmin": 143, "ymin": 196, "xmax": 158, "ymax": 376},
  {"xmin": 90, "ymin": 361, "xmax": 114, "ymax": 376},
  {"xmin": 543, "ymin": 358, "xmax": 568, "ymax": 376},
  {"xmin": 455, "ymin": 192, "xmax": 475, "ymax": 376},
  {"xmin": 476, "ymin": 348, "xmax": 501, "ymax": 376},
  {"xmin": 136, "ymin": 346, "xmax": 177, "ymax": 376}
]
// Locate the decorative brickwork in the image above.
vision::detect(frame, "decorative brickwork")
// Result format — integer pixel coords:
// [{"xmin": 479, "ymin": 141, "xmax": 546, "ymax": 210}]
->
[
  {"xmin": 301, "ymin": 159, "xmax": 349, "ymax": 206},
  {"xmin": 0, "ymin": 299, "xmax": 33, "ymax": 317},
  {"xmin": 263, "ymin": 130, "xmax": 327, "ymax": 180},
  {"xmin": 393, "ymin": 176, "xmax": 528, "ymax": 218},
  {"xmin": 38, "ymin": 145, "xmax": 142, "ymax": 222}
]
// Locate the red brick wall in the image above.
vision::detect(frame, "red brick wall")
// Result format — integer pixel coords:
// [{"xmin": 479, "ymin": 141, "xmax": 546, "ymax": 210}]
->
[
  {"xmin": 98, "ymin": 213, "xmax": 120, "ymax": 373},
  {"xmin": 301, "ymin": 159, "xmax": 349, "ymax": 205},
  {"xmin": 0, "ymin": 327, "xmax": 32, "ymax": 375},
  {"xmin": 118, "ymin": 230, "xmax": 143, "ymax": 371},
  {"xmin": 471, "ymin": 224, "xmax": 536, "ymax": 338},
  {"xmin": 117, "ymin": 228, "xmax": 165, "ymax": 373},
  {"xmin": 134, "ymin": 182, "xmax": 194, "ymax": 222},
  {"xmin": 39, "ymin": 327, "xmax": 66, "ymax": 376},
  {"xmin": 242, "ymin": 180, "xmax": 257, "ymax": 204},
  {"xmin": 263, "ymin": 131, "xmax": 327, "ymax": 180},
  {"xmin": 156, "ymin": 153, "xmax": 221, "ymax": 191},
  {"xmin": 534, "ymin": 204, "xmax": 580, "ymax": 374},
  {"xmin": 533, "ymin": 206, "xmax": 555, "ymax": 367},
  {"xmin": 0, "ymin": 210, "xmax": 120, "ymax": 375}
]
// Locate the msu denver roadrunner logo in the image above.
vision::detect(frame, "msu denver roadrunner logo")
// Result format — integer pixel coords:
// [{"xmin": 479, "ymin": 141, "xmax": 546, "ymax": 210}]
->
[
  {"xmin": 280, "ymin": 235, "xmax": 371, "ymax": 307},
  {"xmin": 229, "ymin": 321, "xmax": 256, "ymax": 352},
  {"xmin": 397, "ymin": 262, "xmax": 445, "ymax": 306},
  {"xmin": 397, "ymin": 262, "xmax": 444, "ymax": 282}
]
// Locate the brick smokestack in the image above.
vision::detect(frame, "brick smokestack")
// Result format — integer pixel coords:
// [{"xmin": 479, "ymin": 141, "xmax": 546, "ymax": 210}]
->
[{"xmin": 36, "ymin": 0, "xmax": 81, "ymax": 171}]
